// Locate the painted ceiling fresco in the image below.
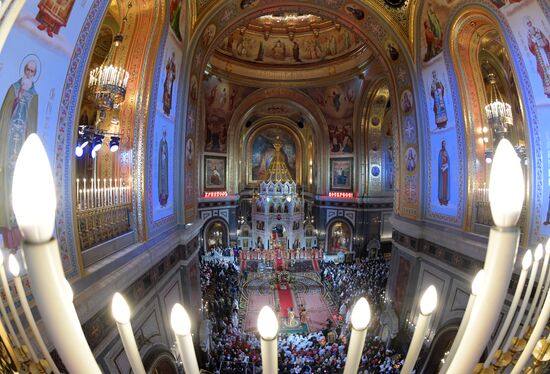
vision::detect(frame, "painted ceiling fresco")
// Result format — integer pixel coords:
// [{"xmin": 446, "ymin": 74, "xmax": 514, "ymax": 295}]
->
[{"xmin": 215, "ymin": 13, "xmax": 366, "ymax": 67}]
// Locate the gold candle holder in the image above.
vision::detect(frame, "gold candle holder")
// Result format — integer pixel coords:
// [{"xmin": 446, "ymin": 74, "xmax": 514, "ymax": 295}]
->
[
  {"xmin": 511, "ymin": 336, "xmax": 528, "ymax": 353},
  {"xmin": 493, "ymin": 349, "xmax": 513, "ymax": 369},
  {"xmin": 473, "ymin": 363, "xmax": 496, "ymax": 373},
  {"xmin": 523, "ymin": 339, "xmax": 550, "ymax": 374}
]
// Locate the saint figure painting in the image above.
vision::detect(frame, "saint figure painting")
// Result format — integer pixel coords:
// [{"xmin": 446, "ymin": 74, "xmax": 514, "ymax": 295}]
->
[
  {"xmin": 438, "ymin": 140, "xmax": 450, "ymax": 206},
  {"xmin": 430, "ymin": 71, "xmax": 448, "ymax": 129},
  {"xmin": 0, "ymin": 55, "xmax": 39, "ymax": 238},
  {"xmin": 163, "ymin": 52, "xmax": 176, "ymax": 116},
  {"xmin": 35, "ymin": 0, "xmax": 75, "ymax": 37},
  {"xmin": 525, "ymin": 17, "xmax": 550, "ymax": 98},
  {"xmin": 158, "ymin": 129, "xmax": 169, "ymax": 207}
]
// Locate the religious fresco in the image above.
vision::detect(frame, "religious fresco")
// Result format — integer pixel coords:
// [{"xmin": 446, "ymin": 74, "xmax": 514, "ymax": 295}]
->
[
  {"xmin": 496, "ymin": 0, "xmax": 550, "ymax": 241},
  {"xmin": 169, "ymin": 0, "xmax": 184, "ymax": 42},
  {"xmin": 420, "ymin": 1, "xmax": 456, "ymax": 64},
  {"xmin": 151, "ymin": 32, "xmax": 183, "ymax": 223},
  {"xmin": 327, "ymin": 221, "xmax": 352, "ymax": 254},
  {"xmin": 204, "ymin": 156, "xmax": 226, "ymax": 190},
  {"xmin": 188, "ymin": 0, "xmax": 422, "ymax": 220},
  {"xmin": 0, "ymin": 0, "xmax": 96, "ymax": 264},
  {"xmin": 405, "ymin": 147, "xmax": 417, "ymax": 172},
  {"xmin": 217, "ymin": 26, "xmax": 363, "ymax": 66},
  {"xmin": 158, "ymin": 50, "xmax": 178, "ymax": 121},
  {"xmin": 305, "ymin": 78, "xmax": 361, "ymax": 155},
  {"xmin": 251, "ymin": 128, "xmax": 297, "ymax": 181},
  {"xmin": 421, "ymin": 58, "xmax": 461, "ymax": 220},
  {"xmin": 330, "ymin": 158, "xmax": 353, "ymax": 191},
  {"xmin": 152, "ymin": 124, "xmax": 174, "ymax": 220},
  {"xmin": 203, "ymin": 75, "xmax": 254, "ymax": 153}
]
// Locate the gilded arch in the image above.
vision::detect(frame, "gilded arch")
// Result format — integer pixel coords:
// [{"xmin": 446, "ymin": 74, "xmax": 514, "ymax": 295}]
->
[{"xmin": 184, "ymin": 0, "xmax": 422, "ymax": 222}]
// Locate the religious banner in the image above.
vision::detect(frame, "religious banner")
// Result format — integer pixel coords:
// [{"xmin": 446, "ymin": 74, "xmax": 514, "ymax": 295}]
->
[
  {"xmin": 204, "ymin": 156, "xmax": 226, "ymax": 191},
  {"xmin": 330, "ymin": 158, "xmax": 353, "ymax": 191}
]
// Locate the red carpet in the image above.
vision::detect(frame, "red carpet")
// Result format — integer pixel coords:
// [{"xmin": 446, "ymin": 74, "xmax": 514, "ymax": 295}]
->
[
  {"xmin": 277, "ymin": 284, "xmax": 294, "ymax": 318},
  {"xmin": 276, "ymin": 257, "xmax": 283, "ymax": 271},
  {"xmin": 312, "ymin": 259, "xmax": 320, "ymax": 272}
]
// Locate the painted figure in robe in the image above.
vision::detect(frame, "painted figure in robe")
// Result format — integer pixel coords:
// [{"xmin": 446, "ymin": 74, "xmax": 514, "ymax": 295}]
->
[
  {"xmin": 158, "ymin": 129, "xmax": 169, "ymax": 206},
  {"xmin": 163, "ymin": 52, "xmax": 176, "ymax": 116},
  {"xmin": 526, "ymin": 18, "xmax": 550, "ymax": 98},
  {"xmin": 0, "ymin": 58, "xmax": 39, "ymax": 244},
  {"xmin": 430, "ymin": 71, "xmax": 448, "ymax": 129},
  {"xmin": 35, "ymin": 0, "xmax": 75, "ymax": 37},
  {"xmin": 438, "ymin": 140, "xmax": 450, "ymax": 206}
]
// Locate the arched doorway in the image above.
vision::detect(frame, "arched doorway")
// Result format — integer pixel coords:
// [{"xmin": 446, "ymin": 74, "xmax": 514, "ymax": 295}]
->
[
  {"xmin": 422, "ymin": 324, "xmax": 459, "ymax": 373},
  {"xmin": 143, "ymin": 345, "xmax": 179, "ymax": 374},
  {"xmin": 326, "ymin": 220, "xmax": 353, "ymax": 254},
  {"xmin": 204, "ymin": 219, "xmax": 229, "ymax": 250}
]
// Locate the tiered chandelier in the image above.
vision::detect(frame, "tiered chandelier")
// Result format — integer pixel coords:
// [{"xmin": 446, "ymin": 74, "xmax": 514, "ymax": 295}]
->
[
  {"xmin": 87, "ymin": 2, "xmax": 131, "ymax": 114},
  {"xmin": 87, "ymin": 64, "xmax": 129, "ymax": 111},
  {"xmin": 484, "ymin": 72, "xmax": 513, "ymax": 139}
]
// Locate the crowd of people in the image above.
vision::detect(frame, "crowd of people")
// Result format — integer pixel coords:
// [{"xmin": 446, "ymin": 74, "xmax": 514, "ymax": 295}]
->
[
  {"xmin": 320, "ymin": 256, "xmax": 391, "ymax": 330},
  {"xmin": 199, "ymin": 251, "xmax": 403, "ymax": 373}
]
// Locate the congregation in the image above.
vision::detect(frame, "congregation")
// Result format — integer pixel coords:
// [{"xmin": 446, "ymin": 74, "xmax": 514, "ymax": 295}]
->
[{"xmin": 200, "ymin": 250, "xmax": 404, "ymax": 373}]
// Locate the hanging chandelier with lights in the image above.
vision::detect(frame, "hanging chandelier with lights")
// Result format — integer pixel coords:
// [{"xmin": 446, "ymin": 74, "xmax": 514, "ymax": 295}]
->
[
  {"xmin": 484, "ymin": 72, "xmax": 513, "ymax": 139},
  {"xmin": 88, "ymin": 64, "xmax": 129, "ymax": 111},
  {"xmin": 87, "ymin": 2, "xmax": 131, "ymax": 114}
]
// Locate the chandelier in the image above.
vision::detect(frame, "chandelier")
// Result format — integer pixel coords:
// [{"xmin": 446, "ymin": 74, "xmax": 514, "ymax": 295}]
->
[
  {"xmin": 484, "ymin": 73, "xmax": 513, "ymax": 139},
  {"xmin": 87, "ymin": 2, "xmax": 131, "ymax": 113},
  {"xmin": 88, "ymin": 64, "xmax": 129, "ymax": 111}
]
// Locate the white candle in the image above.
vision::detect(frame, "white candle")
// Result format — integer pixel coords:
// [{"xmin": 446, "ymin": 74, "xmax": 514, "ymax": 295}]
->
[
  {"xmin": 91, "ymin": 178, "xmax": 95, "ymax": 208},
  {"xmin": 109, "ymin": 179, "xmax": 113, "ymax": 205},
  {"xmin": 83, "ymin": 179, "xmax": 87, "ymax": 209},
  {"xmin": 0, "ymin": 260, "xmax": 38, "ymax": 362},
  {"xmin": 483, "ymin": 250, "xmax": 532, "ymax": 368},
  {"xmin": 119, "ymin": 178, "xmax": 123, "ymax": 204},
  {"xmin": 114, "ymin": 178, "xmax": 119, "ymax": 204},
  {"xmin": 96, "ymin": 179, "xmax": 100, "ymax": 207},
  {"xmin": 343, "ymin": 297, "xmax": 370, "ymax": 374},
  {"xmin": 520, "ymin": 244, "xmax": 547, "ymax": 337},
  {"xmin": 442, "ymin": 269, "xmax": 485, "ymax": 372},
  {"xmin": 12, "ymin": 134, "xmax": 102, "ymax": 373},
  {"xmin": 103, "ymin": 179, "xmax": 107, "ymax": 206},
  {"xmin": 112, "ymin": 293, "xmax": 146, "ymax": 374},
  {"xmin": 503, "ymin": 247, "xmax": 541, "ymax": 352},
  {"xmin": 76, "ymin": 178, "xmax": 80, "ymax": 209},
  {"xmin": 0, "ymin": 253, "xmax": 20, "ymax": 349},
  {"xmin": 511, "ymin": 286, "xmax": 550, "ymax": 373},
  {"xmin": 531, "ymin": 239, "xmax": 550, "ymax": 326},
  {"xmin": 257, "ymin": 305, "xmax": 278, "ymax": 374},
  {"xmin": 9, "ymin": 255, "xmax": 60, "ymax": 374},
  {"xmin": 401, "ymin": 285, "xmax": 438, "ymax": 374},
  {"xmin": 446, "ymin": 139, "xmax": 524, "ymax": 374},
  {"xmin": 171, "ymin": 303, "xmax": 200, "ymax": 374}
]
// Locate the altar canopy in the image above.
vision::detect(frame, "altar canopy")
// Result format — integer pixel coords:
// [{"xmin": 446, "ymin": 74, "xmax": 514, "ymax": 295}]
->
[{"xmin": 251, "ymin": 137, "xmax": 305, "ymax": 250}]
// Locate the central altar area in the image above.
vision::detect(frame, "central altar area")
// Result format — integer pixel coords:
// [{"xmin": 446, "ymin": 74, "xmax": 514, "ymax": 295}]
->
[
  {"xmin": 251, "ymin": 137, "xmax": 305, "ymax": 250},
  {"xmin": 240, "ymin": 258, "xmax": 334, "ymax": 334}
]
